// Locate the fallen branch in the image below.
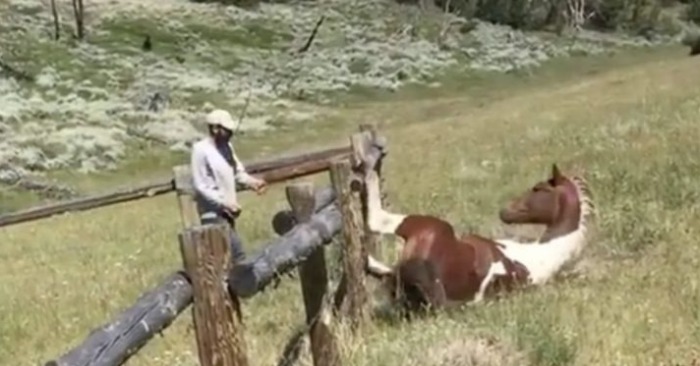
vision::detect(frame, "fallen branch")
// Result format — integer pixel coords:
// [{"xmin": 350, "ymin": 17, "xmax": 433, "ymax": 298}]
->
[
  {"xmin": 0, "ymin": 58, "xmax": 34, "ymax": 82},
  {"xmin": 297, "ymin": 16, "xmax": 325, "ymax": 54},
  {"xmin": 234, "ymin": 89, "xmax": 253, "ymax": 135}
]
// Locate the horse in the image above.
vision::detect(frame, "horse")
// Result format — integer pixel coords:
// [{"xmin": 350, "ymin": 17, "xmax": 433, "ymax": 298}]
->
[{"xmin": 364, "ymin": 163, "xmax": 595, "ymax": 316}]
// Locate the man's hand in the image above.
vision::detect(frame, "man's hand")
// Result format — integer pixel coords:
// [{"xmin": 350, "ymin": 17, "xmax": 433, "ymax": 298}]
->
[
  {"xmin": 251, "ymin": 179, "xmax": 267, "ymax": 195},
  {"xmin": 222, "ymin": 201, "xmax": 242, "ymax": 218}
]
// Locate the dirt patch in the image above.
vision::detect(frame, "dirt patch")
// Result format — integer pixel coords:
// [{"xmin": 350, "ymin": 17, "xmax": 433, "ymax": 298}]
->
[{"xmin": 422, "ymin": 336, "xmax": 529, "ymax": 366}]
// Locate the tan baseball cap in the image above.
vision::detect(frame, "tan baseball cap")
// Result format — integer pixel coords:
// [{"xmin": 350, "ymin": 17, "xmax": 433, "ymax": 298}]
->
[{"xmin": 205, "ymin": 109, "xmax": 238, "ymax": 131}]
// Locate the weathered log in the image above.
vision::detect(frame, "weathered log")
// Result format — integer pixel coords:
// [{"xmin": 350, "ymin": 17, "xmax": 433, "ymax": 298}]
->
[
  {"xmin": 0, "ymin": 180, "xmax": 174, "ymax": 228},
  {"xmin": 249, "ymin": 145, "xmax": 350, "ymax": 173},
  {"xmin": 255, "ymin": 156, "xmax": 339, "ymax": 184},
  {"xmin": 351, "ymin": 130, "xmax": 387, "ymax": 175},
  {"xmin": 271, "ymin": 186, "xmax": 336, "ymax": 236},
  {"xmin": 287, "ymin": 183, "xmax": 341, "ymax": 366},
  {"xmin": 358, "ymin": 124, "xmax": 387, "ymax": 261},
  {"xmin": 45, "ymin": 272, "xmax": 193, "ymax": 366},
  {"xmin": 229, "ymin": 204, "xmax": 341, "ymax": 298},
  {"xmin": 180, "ymin": 224, "xmax": 248, "ymax": 366},
  {"xmin": 173, "ymin": 165, "xmax": 201, "ymax": 229},
  {"xmin": 329, "ymin": 158, "xmax": 369, "ymax": 331},
  {"xmin": 0, "ymin": 145, "xmax": 351, "ymax": 228}
]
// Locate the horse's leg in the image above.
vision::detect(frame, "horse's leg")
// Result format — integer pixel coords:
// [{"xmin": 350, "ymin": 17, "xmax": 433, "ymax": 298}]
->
[
  {"xmin": 366, "ymin": 254, "xmax": 393, "ymax": 277},
  {"xmin": 365, "ymin": 169, "xmax": 406, "ymax": 235},
  {"xmin": 471, "ymin": 261, "xmax": 507, "ymax": 304},
  {"xmin": 396, "ymin": 258, "xmax": 447, "ymax": 315},
  {"xmin": 428, "ymin": 277, "xmax": 448, "ymax": 310}
]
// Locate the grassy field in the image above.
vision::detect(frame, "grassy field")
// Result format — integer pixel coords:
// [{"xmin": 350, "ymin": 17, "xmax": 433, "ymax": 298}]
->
[{"xmin": 2, "ymin": 44, "xmax": 700, "ymax": 366}]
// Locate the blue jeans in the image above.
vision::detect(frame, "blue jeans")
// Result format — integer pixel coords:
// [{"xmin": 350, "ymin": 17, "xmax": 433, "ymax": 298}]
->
[{"xmin": 200, "ymin": 210, "xmax": 246, "ymax": 264}]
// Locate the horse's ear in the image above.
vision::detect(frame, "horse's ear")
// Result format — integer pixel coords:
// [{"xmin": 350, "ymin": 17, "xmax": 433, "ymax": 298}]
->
[{"xmin": 551, "ymin": 163, "xmax": 564, "ymax": 183}]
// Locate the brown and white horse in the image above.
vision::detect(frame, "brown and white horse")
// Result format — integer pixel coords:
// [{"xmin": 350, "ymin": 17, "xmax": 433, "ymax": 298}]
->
[{"xmin": 365, "ymin": 164, "xmax": 595, "ymax": 315}]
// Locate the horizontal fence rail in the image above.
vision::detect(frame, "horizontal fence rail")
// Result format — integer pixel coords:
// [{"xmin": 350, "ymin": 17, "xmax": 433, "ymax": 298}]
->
[
  {"xmin": 45, "ymin": 272, "xmax": 193, "ymax": 366},
  {"xmin": 0, "ymin": 145, "xmax": 351, "ymax": 228}
]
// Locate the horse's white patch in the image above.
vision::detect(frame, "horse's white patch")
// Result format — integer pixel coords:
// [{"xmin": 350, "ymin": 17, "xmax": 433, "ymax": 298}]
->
[
  {"xmin": 365, "ymin": 169, "xmax": 406, "ymax": 235},
  {"xmin": 496, "ymin": 230, "xmax": 586, "ymax": 285},
  {"xmin": 471, "ymin": 261, "xmax": 507, "ymax": 304},
  {"xmin": 366, "ymin": 254, "xmax": 393, "ymax": 276}
]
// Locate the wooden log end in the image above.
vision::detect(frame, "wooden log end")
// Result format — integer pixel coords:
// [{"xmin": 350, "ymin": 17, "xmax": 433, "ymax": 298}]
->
[
  {"xmin": 350, "ymin": 131, "xmax": 386, "ymax": 175},
  {"xmin": 228, "ymin": 263, "xmax": 258, "ymax": 299},
  {"xmin": 349, "ymin": 172, "xmax": 364, "ymax": 192},
  {"xmin": 373, "ymin": 135, "xmax": 388, "ymax": 151},
  {"xmin": 285, "ymin": 183, "xmax": 316, "ymax": 220},
  {"xmin": 272, "ymin": 209, "xmax": 297, "ymax": 236},
  {"xmin": 358, "ymin": 124, "xmax": 387, "ymax": 151},
  {"xmin": 361, "ymin": 147, "xmax": 384, "ymax": 175},
  {"xmin": 271, "ymin": 186, "xmax": 336, "ymax": 236}
]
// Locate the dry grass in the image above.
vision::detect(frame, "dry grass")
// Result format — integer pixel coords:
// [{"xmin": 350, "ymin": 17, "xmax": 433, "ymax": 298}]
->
[{"xmin": 2, "ymin": 46, "xmax": 700, "ymax": 366}]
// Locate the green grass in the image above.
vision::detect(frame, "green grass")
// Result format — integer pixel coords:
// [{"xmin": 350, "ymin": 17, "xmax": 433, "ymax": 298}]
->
[
  {"xmin": 2, "ymin": 44, "xmax": 700, "ymax": 366},
  {"xmin": 91, "ymin": 15, "xmax": 291, "ymax": 67}
]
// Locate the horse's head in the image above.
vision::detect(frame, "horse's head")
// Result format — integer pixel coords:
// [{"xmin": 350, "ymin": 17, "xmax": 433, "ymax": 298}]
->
[{"xmin": 499, "ymin": 163, "xmax": 580, "ymax": 226}]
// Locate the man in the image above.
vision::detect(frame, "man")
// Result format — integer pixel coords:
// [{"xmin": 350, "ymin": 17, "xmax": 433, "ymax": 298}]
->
[{"xmin": 190, "ymin": 109, "xmax": 267, "ymax": 263}]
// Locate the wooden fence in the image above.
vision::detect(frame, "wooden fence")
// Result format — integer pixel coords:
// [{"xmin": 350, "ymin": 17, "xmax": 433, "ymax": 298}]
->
[
  {"xmin": 41, "ymin": 124, "xmax": 389, "ymax": 366},
  {"xmin": 0, "ymin": 145, "xmax": 351, "ymax": 227}
]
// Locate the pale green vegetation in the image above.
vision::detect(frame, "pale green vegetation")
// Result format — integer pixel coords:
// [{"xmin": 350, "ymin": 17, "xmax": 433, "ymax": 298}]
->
[
  {"xmin": 4, "ymin": 0, "xmax": 696, "ymax": 208},
  {"xmin": 2, "ymin": 42, "xmax": 700, "ymax": 366}
]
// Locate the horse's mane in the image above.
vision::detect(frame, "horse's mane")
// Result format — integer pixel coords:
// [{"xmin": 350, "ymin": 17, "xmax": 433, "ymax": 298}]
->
[{"xmin": 568, "ymin": 174, "xmax": 595, "ymax": 237}]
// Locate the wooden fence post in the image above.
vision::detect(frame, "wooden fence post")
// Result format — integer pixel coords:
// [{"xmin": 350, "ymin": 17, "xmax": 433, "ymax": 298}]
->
[
  {"xmin": 286, "ymin": 183, "xmax": 342, "ymax": 366},
  {"xmin": 358, "ymin": 124, "xmax": 387, "ymax": 200},
  {"xmin": 356, "ymin": 126, "xmax": 388, "ymax": 263},
  {"xmin": 358, "ymin": 124, "xmax": 388, "ymax": 209},
  {"xmin": 329, "ymin": 159, "xmax": 369, "ymax": 331},
  {"xmin": 173, "ymin": 165, "xmax": 201, "ymax": 228},
  {"xmin": 179, "ymin": 224, "xmax": 248, "ymax": 366}
]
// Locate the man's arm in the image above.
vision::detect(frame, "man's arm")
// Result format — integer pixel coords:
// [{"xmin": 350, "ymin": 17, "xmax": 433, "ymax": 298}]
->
[
  {"xmin": 231, "ymin": 146, "xmax": 263, "ymax": 188},
  {"xmin": 191, "ymin": 145, "xmax": 227, "ymax": 207}
]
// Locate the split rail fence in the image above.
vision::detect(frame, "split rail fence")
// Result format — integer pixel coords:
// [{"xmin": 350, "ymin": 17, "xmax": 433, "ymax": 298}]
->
[{"xmin": 12, "ymin": 124, "xmax": 390, "ymax": 366}]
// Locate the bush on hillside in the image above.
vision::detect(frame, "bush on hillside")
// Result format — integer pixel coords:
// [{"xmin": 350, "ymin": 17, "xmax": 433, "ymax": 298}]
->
[
  {"xmin": 190, "ymin": 0, "xmax": 681, "ymax": 36},
  {"xmin": 588, "ymin": 0, "xmax": 662, "ymax": 32},
  {"xmin": 687, "ymin": 0, "xmax": 700, "ymax": 24},
  {"xmin": 404, "ymin": 0, "xmax": 673, "ymax": 34},
  {"xmin": 681, "ymin": 31, "xmax": 700, "ymax": 54},
  {"xmin": 189, "ymin": 0, "xmax": 293, "ymax": 8},
  {"xmin": 473, "ymin": 0, "xmax": 553, "ymax": 30}
]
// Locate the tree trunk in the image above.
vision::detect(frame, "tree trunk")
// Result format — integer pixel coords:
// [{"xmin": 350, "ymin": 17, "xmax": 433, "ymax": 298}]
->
[{"xmin": 50, "ymin": 0, "xmax": 60, "ymax": 40}]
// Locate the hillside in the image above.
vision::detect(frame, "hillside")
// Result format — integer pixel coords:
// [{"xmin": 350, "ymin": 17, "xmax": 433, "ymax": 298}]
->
[{"xmin": 0, "ymin": 0, "xmax": 692, "ymax": 210}]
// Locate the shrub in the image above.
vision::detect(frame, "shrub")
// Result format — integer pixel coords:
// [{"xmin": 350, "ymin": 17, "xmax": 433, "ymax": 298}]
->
[
  {"xmin": 188, "ymin": 0, "xmax": 293, "ymax": 8},
  {"xmin": 400, "ymin": 0, "xmax": 670, "ymax": 33},
  {"xmin": 588, "ymin": 0, "xmax": 663, "ymax": 32},
  {"xmin": 687, "ymin": 0, "xmax": 700, "ymax": 24}
]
